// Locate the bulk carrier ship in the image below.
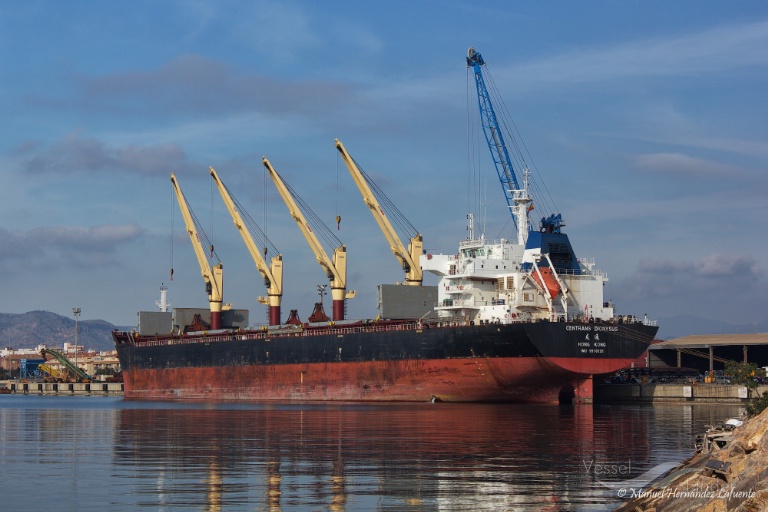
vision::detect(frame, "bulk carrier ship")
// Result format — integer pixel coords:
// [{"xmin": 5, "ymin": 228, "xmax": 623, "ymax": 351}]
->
[{"xmin": 113, "ymin": 48, "xmax": 657, "ymax": 403}]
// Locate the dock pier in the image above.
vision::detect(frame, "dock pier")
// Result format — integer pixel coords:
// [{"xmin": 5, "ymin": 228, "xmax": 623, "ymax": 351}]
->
[
  {"xmin": 596, "ymin": 383, "xmax": 768, "ymax": 403},
  {"xmin": 4, "ymin": 381, "xmax": 124, "ymax": 396}
]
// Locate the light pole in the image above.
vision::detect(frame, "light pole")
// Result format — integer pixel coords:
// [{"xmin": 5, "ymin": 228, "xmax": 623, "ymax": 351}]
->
[
  {"xmin": 316, "ymin": 284, "xmax": 327, "ymax": 305},
  {"xmin": 72, "ymin": 307, "xmax": 81, "ymax": 381}
]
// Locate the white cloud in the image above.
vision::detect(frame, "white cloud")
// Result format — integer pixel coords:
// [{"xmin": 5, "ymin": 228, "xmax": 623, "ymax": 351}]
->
[
  {"xmin": 613, "ymin": 251, "xmax": 764, "ymax": 324},
  {"xmin": 229, "ymin": 1, "xmax": 321, "ymax": 60},
  {"xmin": 620, "ymin": 252, "xmax": 763, "ymax": 304},
  {"xmin": 70, "ymin": 54, "xmax": 355, "ymax": 119},
  {"xmin": 493, "ymin": 19, "xmax": 768, "ymax": 89},
  {"xmin": 0, "ymin": 224, "xmax": 145, "ymax": 270},
  {"xmin": 18, "ymin": 132, "xmax": 194, "ymax": 176},
  {"xmin": 695, "ymin": 253, "xmax": 760, "ymax": 278},
  {"xmin": 633, "ymin": 152, "xmax": 745, "ymax": 178}
]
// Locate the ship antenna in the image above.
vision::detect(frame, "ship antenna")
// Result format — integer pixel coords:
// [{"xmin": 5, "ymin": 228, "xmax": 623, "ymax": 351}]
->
[{"xmin": 482, "ymin": 181, "xmax": 487, "ymax": 240}]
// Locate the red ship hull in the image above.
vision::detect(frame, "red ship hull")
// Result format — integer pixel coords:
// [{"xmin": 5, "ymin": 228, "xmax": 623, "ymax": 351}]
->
[
  {"xmin": 121, "ymin": 355, "xmax": 638, "ymax": 403},
  {"xmin": 115, "ymin": 319, "xmax": 657, "ymax": 403}
]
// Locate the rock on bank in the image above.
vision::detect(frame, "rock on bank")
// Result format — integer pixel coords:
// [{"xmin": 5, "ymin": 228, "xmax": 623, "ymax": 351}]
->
[{"xmin": 615, "ymin": 407, "xmax": 768, "ymax": 511}]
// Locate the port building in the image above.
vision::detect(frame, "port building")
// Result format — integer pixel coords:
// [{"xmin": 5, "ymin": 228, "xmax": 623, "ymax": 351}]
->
[{"xmin": 648, "ymin": 333, "xmax": 768, "ymax": 374}]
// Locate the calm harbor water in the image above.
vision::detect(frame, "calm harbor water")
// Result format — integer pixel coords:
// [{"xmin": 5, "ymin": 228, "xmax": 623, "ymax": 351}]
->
[{"xmin": 0, "ymin": 395, "xmax": 743, "ymax": 511}]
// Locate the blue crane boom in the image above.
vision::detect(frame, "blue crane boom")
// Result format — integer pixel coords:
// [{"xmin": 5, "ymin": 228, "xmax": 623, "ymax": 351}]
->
[
  {"xmin": 467, "ymin": 47, "xmax": 564, "ymax": 238},
  {"xmin": 466, "ymin": 47, "xmax": 521, "ymax": 227}
]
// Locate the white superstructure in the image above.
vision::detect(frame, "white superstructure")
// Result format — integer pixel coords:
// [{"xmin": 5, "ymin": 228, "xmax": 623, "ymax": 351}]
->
[{"xmin": 420, "ymin": 214, "xmax": 614, "ymax": 325}]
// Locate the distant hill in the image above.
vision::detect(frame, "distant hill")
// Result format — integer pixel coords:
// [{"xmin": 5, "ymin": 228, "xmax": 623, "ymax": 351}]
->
[
  {"xmin": 656, "ymin": 315, "xmax": 768, "ymax": 341},
  {"xmin": 0, "ymin": 311, "xmax": 127, "ymax": 352}
]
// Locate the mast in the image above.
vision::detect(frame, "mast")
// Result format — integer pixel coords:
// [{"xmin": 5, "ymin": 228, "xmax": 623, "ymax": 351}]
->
[{"xmin": 156, "ymin": 283, "xmax": 171, "ymax": 313}]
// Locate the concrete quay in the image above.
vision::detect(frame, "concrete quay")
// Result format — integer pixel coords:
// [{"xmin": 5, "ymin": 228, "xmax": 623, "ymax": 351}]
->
[
  {"xmin": 596, "ymin": 383, "xmax": 768, "ymax": 403},
  {"xmin": 5, "ymin": 381, "xmax": 124, "ymax": 396}
]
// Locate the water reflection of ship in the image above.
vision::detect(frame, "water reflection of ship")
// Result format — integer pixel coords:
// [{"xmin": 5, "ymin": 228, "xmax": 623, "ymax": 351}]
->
[{"xmin": 113, "ymin": 404, "xmax": 656, "ymax": 511}]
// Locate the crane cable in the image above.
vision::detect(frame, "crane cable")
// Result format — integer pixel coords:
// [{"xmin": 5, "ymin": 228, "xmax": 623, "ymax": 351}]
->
[
  {"xmin": 336, "ymin": 151, "xmax": 341, "ymax": 230},
  {"xmin": 466, "ymin": 69, "xmax": 480, "ymax": 235},
  {"xmin": 263, "ymin": 163, "xmax": 268, "ymax": 255},
  {"xmin": 209, "ymin": 177, "xmax": 215, "ymax": 257},
  {"xmin": 170, "ymin": 183, "xmax": 175, "ymax": 281},
  {"xmin": 483, "ymin": 65, "xmax": 559, "ymax": 217}
]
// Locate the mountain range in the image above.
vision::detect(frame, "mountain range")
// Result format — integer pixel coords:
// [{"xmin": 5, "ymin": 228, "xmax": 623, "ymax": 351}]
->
[
  {"xmin": 0, "ymin": 311, "xmax": 130, "ymax": 353},
  {"xmin": 0, "ymin": 310, "xmax": 766, "ymax": 354},
  {"xmin": 656, "ymin": 315, "xmax": 768, "ymax": 341}
]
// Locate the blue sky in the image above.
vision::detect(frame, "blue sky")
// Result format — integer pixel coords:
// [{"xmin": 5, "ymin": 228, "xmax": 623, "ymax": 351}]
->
[{"xmin": 1, "ymin": 1, "xmax": 766, "ymax": 336}]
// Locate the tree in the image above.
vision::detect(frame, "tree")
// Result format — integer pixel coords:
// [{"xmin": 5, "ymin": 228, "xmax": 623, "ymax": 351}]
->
[{"xmin": 724, "ymin": 361, "xmax": 761, "ymax": 398}]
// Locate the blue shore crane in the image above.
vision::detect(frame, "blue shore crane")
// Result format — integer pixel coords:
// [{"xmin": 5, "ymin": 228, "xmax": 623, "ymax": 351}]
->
[
  {"xmin": 466, "ymin": 47, "xmax": 563, "ymax": 239},
  {"xmin": 466, "ymin": 48, "xmax": 521, "ymax": 212}
]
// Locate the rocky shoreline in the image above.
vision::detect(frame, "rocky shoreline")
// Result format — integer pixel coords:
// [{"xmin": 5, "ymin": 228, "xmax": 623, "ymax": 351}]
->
[{"xmin": 614, "ymin": 407, "xmax": 768, "ymax": 511}]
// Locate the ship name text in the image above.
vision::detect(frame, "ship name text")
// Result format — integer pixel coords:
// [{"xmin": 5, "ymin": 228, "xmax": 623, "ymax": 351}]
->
[{"xmin": 566, "ymin": 325, "xmax": 619, "ymax": 332}]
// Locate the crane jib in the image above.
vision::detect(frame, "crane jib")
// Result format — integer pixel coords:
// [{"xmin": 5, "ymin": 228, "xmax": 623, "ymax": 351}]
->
[{"xmin": 467, "ymin": 48, "xmax": 521, "ymax": 228}]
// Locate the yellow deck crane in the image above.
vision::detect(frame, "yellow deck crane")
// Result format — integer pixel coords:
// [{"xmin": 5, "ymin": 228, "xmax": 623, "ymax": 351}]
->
[
  {"xmin": 170, "ymin": 173, "xmax": 226, "ymax": 330},
  {"xmin": 335, "ymin": 138, "xmax": 423, "ymax": 286},
  {"xmin": 210, "ymin": 167, "xmax": 284, "ymax": 326},
  {"xmin": 262, "ymin": 157, "xmax": 356, "ymax": 321}
]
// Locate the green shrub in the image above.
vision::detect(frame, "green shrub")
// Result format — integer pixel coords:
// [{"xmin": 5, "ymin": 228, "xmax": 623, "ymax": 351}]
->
[{"xmin": 746, "ymin": 391, "xmax": 768, "ymax": 417}]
